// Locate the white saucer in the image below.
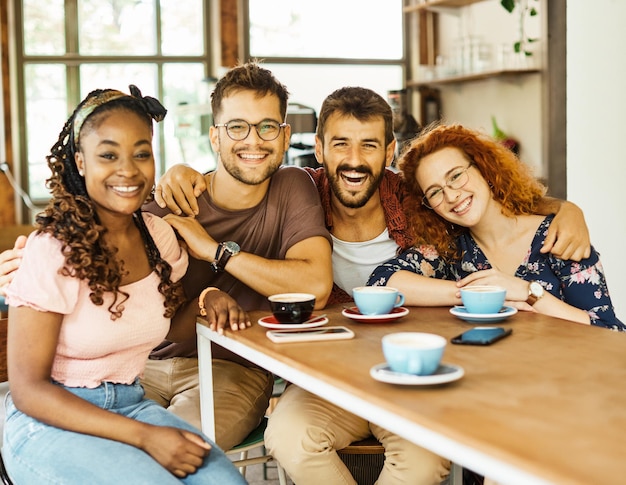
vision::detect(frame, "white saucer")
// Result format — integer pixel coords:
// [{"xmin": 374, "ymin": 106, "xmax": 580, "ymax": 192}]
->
[
  {"xmin": 370, "ymin": 363, "xmax": 464, "ymax": 385},
  {"xmin": 258, "ymin": 315, "xmax": 329, "ymax": 330},
  {"xmin": 342, "ymin": 306, "xmax": 409, "ymax": 323},
  {"xmin": 449, "ymin": 305, "xmax": 517, "ymax": 323}
]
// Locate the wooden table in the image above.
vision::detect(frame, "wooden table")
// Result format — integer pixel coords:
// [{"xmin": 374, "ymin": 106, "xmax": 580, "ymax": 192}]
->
[{"xmin": 196, "ymin": 304, "xmax": 626, "ymax": 485}]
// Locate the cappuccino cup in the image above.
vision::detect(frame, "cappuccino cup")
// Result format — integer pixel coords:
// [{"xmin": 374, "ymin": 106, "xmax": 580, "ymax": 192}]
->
[
  {"xmin": 382, "ymin": 332, "xmax": 446, "ymax": 375},
  {"xmin": 353, "ymin": 286, "xmax": 405, "ymax": 316},
  {"xmin": 268, "ymin": 293, "xmax": 316, "ymax": 324},
  {"xmin": 460, "ymin": 285, "xmax": 506, "ymax": 314}
]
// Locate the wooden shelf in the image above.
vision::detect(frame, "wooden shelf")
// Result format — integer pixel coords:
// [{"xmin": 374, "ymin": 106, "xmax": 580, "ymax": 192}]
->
[
  {"xmin": 407, "ymin": 68, "xmax": 540, "ymax": 88},
  {"xmin": 403, "ymin": 0, "xmax": 485, "ymax": 13}
]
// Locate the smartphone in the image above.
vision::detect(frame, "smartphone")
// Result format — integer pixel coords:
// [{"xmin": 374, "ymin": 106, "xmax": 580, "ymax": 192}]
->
[
  {"xmin": 266, "ymin": 326, "xmax": 355, "ymax": 343},
  {"xmin": 451, "ymin": 326, "xmax": 512, "ymax": 346}
]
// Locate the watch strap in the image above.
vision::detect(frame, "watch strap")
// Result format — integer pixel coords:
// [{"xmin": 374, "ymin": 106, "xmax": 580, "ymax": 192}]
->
[
  {"xmin": 211, "ymin": 242, "xmax": 239, "ymax": 273},
  {"xmin": 210, "ymin": 243, "xmax": 225, "ymax": 273},
  {"xmin": 216, "ymin": 245, "xmax": 234, "ymax": 271}
]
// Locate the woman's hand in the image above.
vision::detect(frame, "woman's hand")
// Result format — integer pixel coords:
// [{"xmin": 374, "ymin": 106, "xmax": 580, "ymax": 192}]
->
[
  {"xmin": 457, "ymin": 269, "xmax": 531, "ymax": 304},
  {"xmin": 138, "ymin": 424, "xmax": 211, "ymax": 478},
  {"xmin": 199, "ymin": 289, "xmax": 251, "ymax": 334}
]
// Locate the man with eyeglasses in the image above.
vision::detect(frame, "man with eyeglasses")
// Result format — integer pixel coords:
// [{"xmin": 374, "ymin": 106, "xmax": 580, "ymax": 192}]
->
[{"xmin": 140, "ymin": 61, "xmax": 332, "ymax": 451}]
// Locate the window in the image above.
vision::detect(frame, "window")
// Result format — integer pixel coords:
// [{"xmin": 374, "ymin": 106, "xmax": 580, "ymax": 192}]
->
[
  {"xmin": 12, "ymin": 1, "xmax": 404, "ymax": 209},
  {"xmin": 247, "ymin": 0, "xmax": 405, "ymax": 118},
  {"xmin": 15, "ymin": 0, "xmax": 213, "ymax": 202}
]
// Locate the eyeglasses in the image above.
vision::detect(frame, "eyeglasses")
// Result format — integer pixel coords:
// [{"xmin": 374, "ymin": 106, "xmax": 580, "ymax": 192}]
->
[
  {"xmin": 422, "ymin": 164, "xmax": 473, "ymax": 209},
  {"xmin": 214, "ymin": 119, "xmax": 287, "ymax": 141}
]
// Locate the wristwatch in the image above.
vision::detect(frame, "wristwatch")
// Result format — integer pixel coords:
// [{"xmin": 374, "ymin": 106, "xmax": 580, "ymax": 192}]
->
[
  {"xmin": 526, "ymin": 281, "xmax": 545, "ymax": 306},
  {"xmin": 210, "ymin": 241, "xmax": 240, "ymax": 273}
]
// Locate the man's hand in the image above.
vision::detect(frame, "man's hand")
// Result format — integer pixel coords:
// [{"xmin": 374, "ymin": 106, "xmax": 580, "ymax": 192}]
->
[
  {"xmin": 154, "ymin": 164, "xmax": 207, "ymax": 216},
  {"xmin": 0, "ymin": 235, "xmax": 27, "ymax": 296},
  {"xmin": 540, "ymin": 201, "xmax": 591, "ymax": 261},
  {"xmin": 198, "ymin": 290, "xmax": 251, "ymax": 334},
  {"xmin": 163, "ymin": 214, "xmax": 217, "ymax": 262}
]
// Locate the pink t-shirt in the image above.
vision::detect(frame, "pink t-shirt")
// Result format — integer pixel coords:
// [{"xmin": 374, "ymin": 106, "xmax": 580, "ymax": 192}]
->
[{"xmin": 5, "ymin": 213, "xmax": 188, "ymax": 388}]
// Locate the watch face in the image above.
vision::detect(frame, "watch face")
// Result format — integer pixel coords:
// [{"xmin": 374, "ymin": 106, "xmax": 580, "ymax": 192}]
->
[
  {"xmin": 223, "ymin": 241, "xmax": 240, "ymax": 254},
  {"xmin": 530, "ymin": 281, "xmax": 544, "ymax": 297}
]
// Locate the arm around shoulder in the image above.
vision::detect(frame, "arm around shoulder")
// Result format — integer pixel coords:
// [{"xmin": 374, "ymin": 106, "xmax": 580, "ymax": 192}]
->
[{"xmin": 537, "ymin": 197, "xmax": 591, "ymax": 261}]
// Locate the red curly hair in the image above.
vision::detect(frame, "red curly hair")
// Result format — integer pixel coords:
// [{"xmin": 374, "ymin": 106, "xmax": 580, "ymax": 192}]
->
[{"xmin": 398, "ymin": 123, "xmax": 546, "ymax": 260}]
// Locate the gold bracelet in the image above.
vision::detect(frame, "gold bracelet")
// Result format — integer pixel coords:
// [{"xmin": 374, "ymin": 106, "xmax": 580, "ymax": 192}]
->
[{"xmin": 198, "ymin": 287, "xmax": 220, "ymax": 316}]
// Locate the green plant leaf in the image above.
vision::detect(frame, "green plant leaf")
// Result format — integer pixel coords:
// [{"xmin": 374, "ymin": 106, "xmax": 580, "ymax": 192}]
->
[
  {"xmin": 514, "ymin": 41, "xmax": 521, "ymax": 54},
  {"xmin": 501, "ymin": 0, "xmax": 515, "ymax": 13},
  {"xmin": 530, "ymin": 7, "xmax": 538, "ymax": 16}
]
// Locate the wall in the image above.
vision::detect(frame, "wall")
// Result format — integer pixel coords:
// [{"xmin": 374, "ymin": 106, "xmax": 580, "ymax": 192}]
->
[
  {"xmin": 568, "ymin": 0, "xmax": 626, "ymax": 320},
  {"xmin": 434, "ymin": 1, "xmax": 543, "ymax": 176}
]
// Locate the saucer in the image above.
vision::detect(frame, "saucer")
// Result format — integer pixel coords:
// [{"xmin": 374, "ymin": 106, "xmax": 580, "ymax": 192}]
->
[
  {"xmin": 370, "ymin": 363, "xmax": 464, "ymax": 385},
  {"xmin": 342, "ymin": 306, "xmax": 409, "ymax": 323},
  {"xmin": 449, "ymin": 305, "xmax": 517, "ymax": 323},
  {"xmin": 257, "ymin": 315, "xmax": 329, "ymax": 330}
]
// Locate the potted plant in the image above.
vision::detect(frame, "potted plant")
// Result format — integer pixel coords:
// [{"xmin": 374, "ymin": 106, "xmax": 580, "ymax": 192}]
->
[{"xmin": 501, "ymin": 0, "xmax": 539, "ymax": 57}]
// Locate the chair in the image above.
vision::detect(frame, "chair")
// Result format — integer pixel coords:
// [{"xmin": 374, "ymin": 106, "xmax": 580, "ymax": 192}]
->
[
  {"xmin": 337, "ymin": 436, "xmax": 472, "ymax": 485},
  {"xmin": 224, "ymin": 375, "xmax": 287, "ymax": 484},
  {"xmin": 337, "ymin": 437, "xmax": 385, "ymax": 485},
  {"xmin": 226, "ymin": 416, "xmax": 287, "ymax": 484}
]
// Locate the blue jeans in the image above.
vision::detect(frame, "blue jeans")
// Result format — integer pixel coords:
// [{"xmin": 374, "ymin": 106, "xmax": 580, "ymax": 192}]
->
[{"xmin": 2, "ymin": 379, "xmax": 247, "ymax": 485}]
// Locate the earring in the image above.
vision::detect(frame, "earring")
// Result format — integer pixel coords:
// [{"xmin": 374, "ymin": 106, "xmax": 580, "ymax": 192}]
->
[{"xmin": 78, "ymin": 169, "xmax": 84, "ymax": 176}]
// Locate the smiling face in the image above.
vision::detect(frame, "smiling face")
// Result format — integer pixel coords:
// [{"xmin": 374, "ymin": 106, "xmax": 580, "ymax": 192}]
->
[
  {"xmin": 415, "ymin": 146, "xmax": 492, "ymax": 228},
  {"xmin": 75, "ymin": 109, "xmax": 155, "ymax": 220},
  {"xmin": 316, "ymin": 113, "xmax": 395, "ymax": 209},
  {"xmin": 209, "ymin": 90, "xmax": 291, "ymax": 186}
]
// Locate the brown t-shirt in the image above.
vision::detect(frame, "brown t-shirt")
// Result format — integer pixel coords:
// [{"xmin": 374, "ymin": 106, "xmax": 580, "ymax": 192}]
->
[{"xmin": 146, "ymin": 166, "xmax": 331, "ymax": 361}]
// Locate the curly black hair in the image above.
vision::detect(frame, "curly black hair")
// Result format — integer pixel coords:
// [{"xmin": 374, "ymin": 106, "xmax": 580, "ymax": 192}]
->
[{"xmin": 35, "ymin": 87, "xmax": 185, "ymax": 319}]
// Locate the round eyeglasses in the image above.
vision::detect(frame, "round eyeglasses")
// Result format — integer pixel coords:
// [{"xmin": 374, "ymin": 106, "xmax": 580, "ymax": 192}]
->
[
  {"xmin": 214, "ymin": 119, "xmax": 287, "ymax": 141},
  {"xmin": 422, "ymin": 164, "xmax": 473, "ymax": 209}
]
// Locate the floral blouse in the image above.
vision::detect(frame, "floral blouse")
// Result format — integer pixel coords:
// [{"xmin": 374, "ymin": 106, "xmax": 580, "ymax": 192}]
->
[{"xmin": 368, "ymin": 215, "xmax": 625, "ymax": 331}]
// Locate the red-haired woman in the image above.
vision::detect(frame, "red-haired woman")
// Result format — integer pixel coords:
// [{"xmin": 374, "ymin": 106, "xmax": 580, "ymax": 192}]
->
[{"xmin": 368, "ymin": 124, "xmax": 624, "ymax": 330}]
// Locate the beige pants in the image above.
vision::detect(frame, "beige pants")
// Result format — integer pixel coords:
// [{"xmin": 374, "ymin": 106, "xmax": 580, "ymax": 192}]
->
[
  {"xmin": 265, "ymin": 385, "xmax": 450, "ymax": 485},
  {"xmin": 142, "ymin": 357, "xmax": 273, "ymax": 451}
]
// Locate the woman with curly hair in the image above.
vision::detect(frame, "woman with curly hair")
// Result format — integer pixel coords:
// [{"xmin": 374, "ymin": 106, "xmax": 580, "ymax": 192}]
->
[
  {"xmin": 2, "ymin": 86, "xmax": 246, "ymax": 483},
  {"xmin": 368, "ymin": 124, "xmax": 624, "ymax": 330}
]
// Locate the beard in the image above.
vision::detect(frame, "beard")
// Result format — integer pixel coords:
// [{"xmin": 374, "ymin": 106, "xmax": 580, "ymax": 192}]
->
[
  {"xmin": 219, "ymin": 147, "xmax": 284, "ymax": 186},
  {"xmin": 327, "ymin": 163, "xmax": 385, "ymax": 209}
]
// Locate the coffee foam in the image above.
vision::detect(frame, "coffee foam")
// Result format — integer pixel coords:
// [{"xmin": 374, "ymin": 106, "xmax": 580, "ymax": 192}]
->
[{"xmin": 353, "ymin": 286, "xmax": 397, "ymax": 293}]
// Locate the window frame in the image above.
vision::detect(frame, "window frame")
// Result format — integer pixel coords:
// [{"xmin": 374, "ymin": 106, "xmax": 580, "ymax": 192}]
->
[{"xmin": 11, "ymin": 0, "xmax": 216, "ymax": 215}]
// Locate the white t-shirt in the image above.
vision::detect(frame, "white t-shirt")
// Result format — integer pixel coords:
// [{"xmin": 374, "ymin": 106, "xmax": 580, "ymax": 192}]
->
[{"xmin": 331, "ymin": 229, "xmax": 399, "ymax": 295}]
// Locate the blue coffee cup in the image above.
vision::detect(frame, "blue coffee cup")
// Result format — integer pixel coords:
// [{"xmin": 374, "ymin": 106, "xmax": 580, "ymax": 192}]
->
[
  {"xmin": 353, "ymin": 286, "xmax": 405, "ymax": 316},
  {"xmin": 382, "ymin": 332, "xmax": 446, "ymax": 376},
  {"xmin": 460, "ymin": 285, "xmax": 506, "ymax": 314}
]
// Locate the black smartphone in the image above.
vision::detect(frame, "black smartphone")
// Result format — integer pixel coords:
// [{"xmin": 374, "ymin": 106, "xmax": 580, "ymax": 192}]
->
[{"xmin": 451, "ymin": 326, "xmax": 512, "ymax": 346}]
